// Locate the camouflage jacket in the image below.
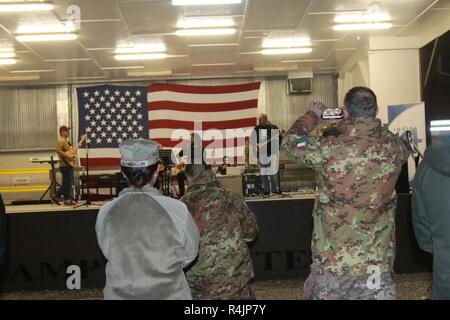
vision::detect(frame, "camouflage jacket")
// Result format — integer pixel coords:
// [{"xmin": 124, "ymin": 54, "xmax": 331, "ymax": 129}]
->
[
  {"xmin": 181, "ymin": 171, "xmax": 258, "ymax": 299},
  {"xmin": 281, "ymin": 111, "xmax": 410, "ymax": 277}
]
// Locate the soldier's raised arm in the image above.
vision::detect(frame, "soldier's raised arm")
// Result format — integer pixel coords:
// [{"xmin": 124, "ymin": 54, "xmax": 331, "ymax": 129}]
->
[{"xmin": 281, "ymin": 102, "xmax": 325, "ymax": 171}]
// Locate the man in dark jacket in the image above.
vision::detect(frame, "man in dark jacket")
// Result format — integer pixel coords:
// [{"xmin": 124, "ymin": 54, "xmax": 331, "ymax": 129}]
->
[
  {"xmin": 0, "ymin": 194, "xmax": 6, "ymax": 269},
  {"xmin": 412, "ymin": 141, "xmax": 450, "ymax": 300},
  {"xmin": 253, "ymin": 113, "xmax": 281, "ymax": 194}
]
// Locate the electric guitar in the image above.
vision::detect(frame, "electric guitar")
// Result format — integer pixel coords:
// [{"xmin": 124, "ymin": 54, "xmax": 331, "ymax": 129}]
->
[{"xmin": 65, "ymin": 135, "xmax": 87, "ymax": 168}]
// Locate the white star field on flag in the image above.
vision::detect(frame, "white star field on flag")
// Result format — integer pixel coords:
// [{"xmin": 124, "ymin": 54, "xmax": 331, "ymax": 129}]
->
[{"xmin": 78, "ymin": 86, "xmax": 148, "ymax": 148}]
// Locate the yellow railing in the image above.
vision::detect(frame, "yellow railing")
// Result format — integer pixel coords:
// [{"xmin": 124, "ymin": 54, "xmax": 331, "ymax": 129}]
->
[
  {"xmin": 0, "ymin": 168, "xmax": 50, "ymax": 193},
  {"xmin": 0, "ymin": 168, "xmax": 50, "ymax": 175},
  {"xmin": 0, "ymin": 186, "xmax": 48, "ymax": 193}
]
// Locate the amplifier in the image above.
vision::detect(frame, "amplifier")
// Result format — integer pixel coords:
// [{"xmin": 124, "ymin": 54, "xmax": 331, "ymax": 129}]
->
[
  {"xmin": 216, "ymin": 175, "xmax": 243, "ymax": 196},
  {"xmin": 243, "ymin": 173, "xmax": 264, "ymax": 197}
]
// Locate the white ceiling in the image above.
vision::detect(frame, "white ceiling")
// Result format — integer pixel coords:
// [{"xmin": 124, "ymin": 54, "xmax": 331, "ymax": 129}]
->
[{"xmin": 0, "ymin": 0, "xmax": 448, "ymax": 85}]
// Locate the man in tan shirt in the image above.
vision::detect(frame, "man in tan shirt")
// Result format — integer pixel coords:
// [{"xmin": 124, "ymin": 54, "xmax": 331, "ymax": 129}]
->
[{"xmin": 52, "ymin": 125, "xmax": 77, "ymax": 206}]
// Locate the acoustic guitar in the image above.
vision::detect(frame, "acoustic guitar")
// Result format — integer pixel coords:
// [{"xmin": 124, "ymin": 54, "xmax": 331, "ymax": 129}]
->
[{"xmin": 65, "ymin": 134, "xmax": 87, "ymax": 168}]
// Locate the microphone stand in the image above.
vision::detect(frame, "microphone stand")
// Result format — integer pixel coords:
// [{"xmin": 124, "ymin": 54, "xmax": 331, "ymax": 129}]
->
[{"xmin": 74, "ymin": 132, "xmax": 102, "ymax": 209}]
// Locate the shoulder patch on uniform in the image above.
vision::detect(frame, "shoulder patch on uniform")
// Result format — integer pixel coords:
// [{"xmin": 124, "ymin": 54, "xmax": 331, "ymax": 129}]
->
[{"xmin": 296, "ymin": 136, "xmax": 308, "ymax": 150}]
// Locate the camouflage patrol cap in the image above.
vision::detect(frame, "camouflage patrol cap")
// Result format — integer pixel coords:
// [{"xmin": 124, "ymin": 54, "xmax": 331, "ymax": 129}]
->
[{"xmin": 119, "ymin": 139, "xmax": 161, "ymax": 168}]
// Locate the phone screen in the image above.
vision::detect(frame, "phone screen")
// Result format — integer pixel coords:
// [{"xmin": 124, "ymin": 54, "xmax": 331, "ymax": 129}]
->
[{"xmin": 322, "ymin": 108, "xmax": 344, "ymax": 120}]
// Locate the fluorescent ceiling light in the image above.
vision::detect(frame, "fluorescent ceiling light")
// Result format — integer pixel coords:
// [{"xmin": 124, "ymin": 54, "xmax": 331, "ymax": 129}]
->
[
  {"xmin": 0, "ymin": 75, "xmax": 40, "ymax": 81},
  {"xmin": 176, "ymin": 28, "xmax": 236, "ymax": 36},
  {"xmin": 11, "ymin": 69, "xmax": 54, "ymax": 73},
  {"xmin": 16, "ymin": 33, "xmax": 78, "ymax": 42},
  {"xmin": 189, "ymin": 43, "xmax": 238, "ymax": 47},
  {"xmin": 172, "ymin": 0, "xmax": 241, "ymax": 5},
  {"xmin": 0, "ymin": 52, "xmax": 15, "ymax": 58},
  {"xmin": 334, "ymin": 13, "xmax": 391, "ymax": 23},
  {"xmin": 192, "ymin": 62, "xmax": 235, "ymax": 67},
  {"xmin": 0, "ymin": 59, "xmax": 16, "ymax": 65},
  {"xmin": 262, "ymin": 38, "xmax": 311, "ymax": 48},
  {"xmin": 261, "ymin": 48, "xmax": 312, "ymax": 55},
  {"xmin": 101, "ymin": 66, "xmax": 145, "ymax": 70},
  {"xmin": 177, "ymin": 18, "xmax": 234, "ymax": 28},
  {"xmin": 332, "ymin": 23, "xmax": 392, "ymax": 31},
  {"xmin": 115, "ymin": 44, "xmax": 166, "ymax": 54},
  {"xmin": 0, "ymin": 2, "xmax": 53, "ymax": 12},
  {"xmin": 431, "ymin": 120, "xmax": 450, "ymax": 126},
  {"xmin": 254, "ymin": 65, "xmax": 298, "ymax": 72},
  {"xmin": 114, "ymin": 53, "xmax": 168, "ymax": 61},
  {"xmin": 430, "ymin": 126, "xmax": 450, "ymax": 132},
  {"xmin": 16, "ymin": 22, "xmax": 75, "ymax": 34},
  {"xmin": 66, "ymin": 76, "xmax": 107, "ymax": 80},
  {"xmin": 128, "ymin": 70, "xmax": 173, "ymax": 77}
]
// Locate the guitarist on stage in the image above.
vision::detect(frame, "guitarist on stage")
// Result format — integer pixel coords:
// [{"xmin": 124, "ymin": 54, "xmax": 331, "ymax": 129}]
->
[
  {"xmin": 253, "ymin": 114, "xmax": 282, "ymax": 195},
  {"xmin": 52, "ymin": 125, "xmax": 77, "ymax": 206}
]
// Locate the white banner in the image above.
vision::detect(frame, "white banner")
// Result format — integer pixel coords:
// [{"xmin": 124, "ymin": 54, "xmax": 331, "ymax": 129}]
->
[{"xmin": 388, "ymin": 102, "xmax": 426, "ymax": 181}]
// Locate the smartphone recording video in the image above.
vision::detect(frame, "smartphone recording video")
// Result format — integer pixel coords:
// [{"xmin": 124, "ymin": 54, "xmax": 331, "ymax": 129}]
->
[{"xmin": 322, "ymin": 108, "xmax": 344, "ymax": 120}]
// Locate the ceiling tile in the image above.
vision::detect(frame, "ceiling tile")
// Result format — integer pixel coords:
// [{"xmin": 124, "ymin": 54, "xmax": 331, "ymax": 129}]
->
[
  {"xmin": 188, "ymin": 45, "xmax": 237, "ymax": 64},
  {"xmin": 183, "ymin": 2, "xmax": 246, "ymax": 17},
  {"xmin": 53, "ymin": 0, "xmax": 120, "ymax": 21},
  {"xmin": 25, "ymin": 41, "xmax": 89, "ymax": 60},
  {"xmin": 78, "ymin": 21, "xmax": 132, "ymax": 49},
  {"xmin": 46, "ymin": 60, "xmax": 105, "ymax": 79},
  {"xmin": 1, "ymin": 52, "xmax": 52, "ymax": 72},
  {"xmin": 117, "ymin": 0, "xmax": 182, "ymax": 35},
  {"xmin": 245, "ymin": 0, "xmax": 312, "ymax": 31}
]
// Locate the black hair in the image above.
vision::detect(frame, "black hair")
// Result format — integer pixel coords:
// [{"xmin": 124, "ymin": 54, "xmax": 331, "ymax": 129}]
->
[
  {"xmin": 185, "ymin": 163, "xmax": 212, "ymax": 179},
  {"xmin": 185, "ymin": 144, "xmax": 211, "ymax": 178},
  {"xmin": 121, "ymin": 163, "xmax": 159, "ymax": 188},
  {"xmin": 344, "ymin": 86, "xmax": 378, "ymax": 118}
]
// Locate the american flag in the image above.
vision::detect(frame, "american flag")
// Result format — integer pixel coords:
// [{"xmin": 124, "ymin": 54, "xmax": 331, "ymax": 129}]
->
[
  {"xmin": 148, "ymin": 82, "xmax": 261, "ymax": 164},
  {"xmin": 77, "ymin": 85, "xmax": 149, "ymax": 167}
]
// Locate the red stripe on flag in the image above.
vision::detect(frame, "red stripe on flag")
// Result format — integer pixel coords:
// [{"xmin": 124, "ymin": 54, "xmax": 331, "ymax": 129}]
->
[
  {"xmin": 148, "ymin": 82, "xmax": 261, "ymax": 94},
  {"xmin": 149, "ymin": 118, "xmax": 256, "ymax": 131},
  {"xmin": 147, "ymin": 100, "xmax": 258, "ymax": 112},
  {"xmin": 153, "ymin": 138, "xmax": 248, "ymax": 149}
]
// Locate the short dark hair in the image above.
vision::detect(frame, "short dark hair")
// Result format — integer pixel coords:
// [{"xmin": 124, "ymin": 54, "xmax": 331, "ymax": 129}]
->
[
  {"xmin": 121, "ymin": 163, "xmax": 159, "ymax": 188},
  {"xmin": 185, "ymin": 144, "xmax": 211, "ymax": 179},
  {"xmin": 185, "ymin": 163, "xmax": 211, "ymax": 179},
  {"xmin": 344, "ymin": 87, "xmax": 378, "ymax": 118}
]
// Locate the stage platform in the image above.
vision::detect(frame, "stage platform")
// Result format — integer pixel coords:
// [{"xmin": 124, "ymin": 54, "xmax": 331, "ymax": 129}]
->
[
  {"xmin": 0, "ymin": 194, "xmax": 432, "ymax": 293},
  {"xmin": 5, "ymin": 203, "xmax": 106, "ymax": 214},
  {"xmin": 5, "ymin": 193, "xmax": 316, "ymax": 214}
]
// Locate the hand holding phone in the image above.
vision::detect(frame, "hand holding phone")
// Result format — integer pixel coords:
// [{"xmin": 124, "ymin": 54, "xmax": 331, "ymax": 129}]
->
[{"xmin": 308, "ymin": 101, "xmax": 326, "ymax": 119}]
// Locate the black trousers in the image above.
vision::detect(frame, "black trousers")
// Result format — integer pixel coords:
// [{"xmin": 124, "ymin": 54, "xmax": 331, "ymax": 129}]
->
[
  {"xmin": 177, "ymin": 172, "xmax": 186, "ymax": 197},
  {"xmin": 55, "ymin": 166, "xmax": 74, "ymax": 201}
]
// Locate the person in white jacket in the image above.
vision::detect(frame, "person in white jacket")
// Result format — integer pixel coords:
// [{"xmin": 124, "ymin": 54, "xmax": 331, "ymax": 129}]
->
[{"xmin": 96, "ymin": 139, "xmax": 199, "ymax": 300}]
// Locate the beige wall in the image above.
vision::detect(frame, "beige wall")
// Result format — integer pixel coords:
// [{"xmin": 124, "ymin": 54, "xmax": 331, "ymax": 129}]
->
[{"xmin": 368, "ymin": 49, "xmax": 422, "ymax": 123}]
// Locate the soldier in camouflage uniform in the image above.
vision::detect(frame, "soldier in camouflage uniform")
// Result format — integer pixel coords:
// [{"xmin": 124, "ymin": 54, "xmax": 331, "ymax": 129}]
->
[
  {"xmin": 281, "ymin": 87, "xmax": 410, "ymax": 300},
  {"xmin": 181, "ymin": 162, "xmax": 258, "ymax": 300}
]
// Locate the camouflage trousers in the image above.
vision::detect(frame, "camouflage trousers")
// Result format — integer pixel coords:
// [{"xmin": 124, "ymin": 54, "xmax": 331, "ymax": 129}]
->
[
  {"xmin": 222, "ymin": 283, "xmax": 256, "ymax": 300},
  {"xmin": 304, "ymin": 266, "xmax": 396, "ymax": 300},
  {"xmin": 193, "ymin": 283, "xmax": 256, "ymax": 300}
]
